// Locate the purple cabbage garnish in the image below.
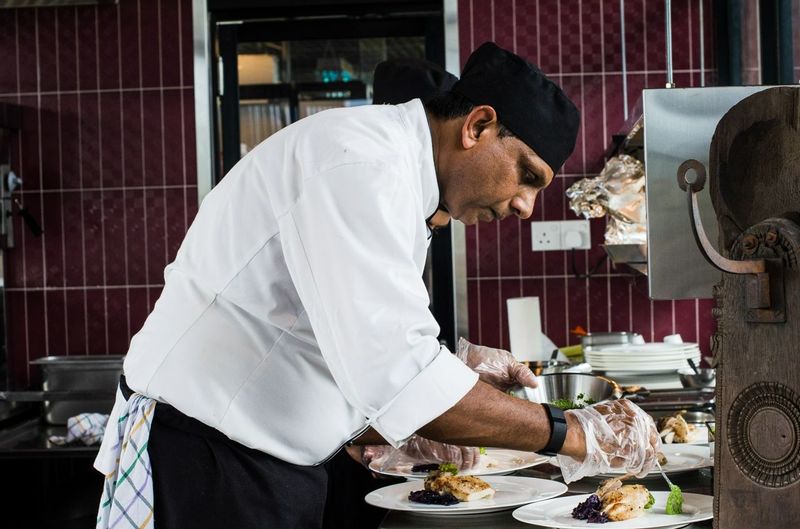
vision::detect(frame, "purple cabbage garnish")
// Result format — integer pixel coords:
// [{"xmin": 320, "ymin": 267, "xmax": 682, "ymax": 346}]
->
[
  {"xmin": 408, "ymin": 489, "xmax": 459, "ymax": 505},
  {"xmin": 571, "ymin": 494, "xmax": 609, "ymax": 524}
]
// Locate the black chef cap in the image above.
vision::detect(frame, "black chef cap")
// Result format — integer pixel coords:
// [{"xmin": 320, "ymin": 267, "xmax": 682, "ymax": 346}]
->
[
  {"xmin": 452, "ymin": 42, "xmax": 580, "ymax": 173},
  {"xmin": 373, "ymin": 58, "xmax": 458, "ymax": 105}
]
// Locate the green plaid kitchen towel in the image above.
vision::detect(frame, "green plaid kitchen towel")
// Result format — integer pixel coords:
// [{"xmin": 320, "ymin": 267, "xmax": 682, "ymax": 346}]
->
[{"xmin": 94, "ymin": 389, "xmax": 157, "ymax": 529}]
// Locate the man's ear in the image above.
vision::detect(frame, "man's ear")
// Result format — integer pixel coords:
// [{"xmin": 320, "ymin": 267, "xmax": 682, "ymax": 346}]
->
[{"xmin": 461, "ymin": 105, "xmax": 499, "ymax": 149}]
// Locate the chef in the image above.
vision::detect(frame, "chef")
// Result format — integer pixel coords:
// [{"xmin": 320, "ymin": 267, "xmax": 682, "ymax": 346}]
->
[{"xmin": 94, "ymin": 42, "xmax": 659, "ymax": 529}]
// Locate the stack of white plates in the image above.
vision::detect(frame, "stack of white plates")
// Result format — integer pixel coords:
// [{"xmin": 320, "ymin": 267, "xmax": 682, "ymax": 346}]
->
[{"xmin": 584, "ymin": 342, "xmax": 701, "ymax": 375}]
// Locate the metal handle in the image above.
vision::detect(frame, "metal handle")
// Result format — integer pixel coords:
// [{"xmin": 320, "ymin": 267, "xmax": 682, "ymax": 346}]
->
[{"xmin": 676, "ymin": 159, "xmax": 765, "ymax": 275}]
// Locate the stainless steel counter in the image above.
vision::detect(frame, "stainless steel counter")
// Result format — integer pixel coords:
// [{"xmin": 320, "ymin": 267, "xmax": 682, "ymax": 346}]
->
[{"xmin": 379, "ymin": 465, "xmax": 714, "ymax": 529}]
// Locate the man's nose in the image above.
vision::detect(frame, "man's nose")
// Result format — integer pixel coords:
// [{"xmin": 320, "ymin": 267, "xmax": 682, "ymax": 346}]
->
[{"xmin": 512, "ymin": 190, "xmax": 537, "ymax": 219}]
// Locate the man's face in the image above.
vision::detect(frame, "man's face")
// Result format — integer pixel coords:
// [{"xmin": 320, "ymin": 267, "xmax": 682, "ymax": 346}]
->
[{"xmin": 438, "ymin": 106, "xmax": 555, "ymax": 226}]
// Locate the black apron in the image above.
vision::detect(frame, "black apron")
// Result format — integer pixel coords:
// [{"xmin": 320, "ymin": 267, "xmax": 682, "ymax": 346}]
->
[{"xmin": 119, "ymin": 376, "xmax": 328, "ymax": 529}]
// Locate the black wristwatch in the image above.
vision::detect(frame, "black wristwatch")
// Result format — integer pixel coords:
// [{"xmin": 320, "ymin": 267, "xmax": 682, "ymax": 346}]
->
[{"xmin": 539, "ymin": 403, "xmax": 568, "ymax": 456}]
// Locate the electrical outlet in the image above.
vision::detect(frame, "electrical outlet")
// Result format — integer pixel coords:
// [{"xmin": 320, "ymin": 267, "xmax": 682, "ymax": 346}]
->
[
  {"xmin": 560, "ymin": 219, "xmax": 591, "ymax": 250},
  {"xmin": 531, "ymin": 221, "xmax": 563, "ymax": 251},
  {"xmin": 531, "ymin": 220, "xmax": 591, "ymax": 251}
]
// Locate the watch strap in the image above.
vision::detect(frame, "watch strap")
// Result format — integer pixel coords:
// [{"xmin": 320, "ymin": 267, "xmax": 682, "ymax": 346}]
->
[{"xmin": 540, "ymin": 403, "xmax": 568, "ymax": 456}]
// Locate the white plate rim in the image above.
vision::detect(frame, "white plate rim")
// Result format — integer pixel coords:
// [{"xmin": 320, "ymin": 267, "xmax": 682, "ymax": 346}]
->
[
  {"xmin": 511, "ymin": 491, "xmax": 713, "ymax": 528},
  {"xmin": 368, "ymin": 448, "xmax": 549, "ymax": 479},
  {"xmin": 364, "ymin": 475, "xmax": 569, "ymax": 515}
]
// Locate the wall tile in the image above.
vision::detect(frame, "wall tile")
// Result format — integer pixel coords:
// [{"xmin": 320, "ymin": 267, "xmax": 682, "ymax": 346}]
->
[
  {"xmin": 42, "ymin": 193, "xmax": 65, "ymax": 286},
  {"xmin": 559, "ymin": 0, "xmax": 584, "ymax": 74},
  {"xmin": 37, "ymin": 9, "xmax": 59, "ymax": 93},
  {"xmin": 476, "ymin": 222, "xmax": 498, "ymax": 277},
  {"xmin": 498, "ymin": 217, "xmax": 520, "ymax": 277},
  {"xmin": 97, "ymin": 4, "xmax": 121, "ymax": 90},
  {"xmin": 55, "ymin": 8, "xmax": 77, "ymax": 92},
  {"xmin": 65, "ymin": 289, "xmax": 88, "ymax": 355},
  {"xmin": 162, "ymin": 89, "xmax": 185, "ymax": 185},
  {"xmin": 0, "ymin": 10, "xmax": 19, "ymax": 94},
  {"xmin": 478, "ymin": 279, "xmax": 501, "ymax": 348},
  {"xmin": 119, "ymin": 0, "xmax": 141, "ymax": 89},
  {"xmin": 39, "ymin": 95, "xmax": 61, "ymax": 190},
  {"xmin": 16, "ymin": 9, "xmax": 38, "ymax": 93},
  {"xmin": 139, "ymin": 0, "xmax": 163, "ymax": 88},
  {"xmin": 75, "ymin": 6, "xmax": 98, "ymax": 91},
  {"xmin": 141, "ymin": 91, "xmax": 164, "ymax": 187},
  {"xmin": 160, "ymin": 0, "xmax": 182, "ymax": 87},
  {"xmin": 25, "ymin": 290, "xmax": 47, "ymax": 361},
  {"xmin": 84, "ymin": 289, "xmax": 107, "ymax": 354},
  {"xmin": 105, "ymin": 286, "xmax": 130, "ymax": 354},
  {"xmin": 100, "ymin": 92, "xmax": 123, "ymax": 189},
  {"xmin": 45, "ymin": 290, "xmax": 67, "ymax": 356},
  {"xmin": 102, "ymin": 190, "xmax": 127, "ymax": 285}
]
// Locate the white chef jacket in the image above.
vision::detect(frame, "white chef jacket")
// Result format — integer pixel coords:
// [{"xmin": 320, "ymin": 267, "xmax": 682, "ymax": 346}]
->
[{"xmin": 122, "ymin": 99, "xmax": 479, "ymax": 465}]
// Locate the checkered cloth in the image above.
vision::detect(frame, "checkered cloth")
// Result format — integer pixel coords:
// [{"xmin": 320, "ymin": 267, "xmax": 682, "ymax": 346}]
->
[
  {"xmin": 48, "ymin": 413, "xmax": 109, "ymax": 446},
  {"xmin": 94, "ymin": 388, "xmax": 157, "ymax": 529}
]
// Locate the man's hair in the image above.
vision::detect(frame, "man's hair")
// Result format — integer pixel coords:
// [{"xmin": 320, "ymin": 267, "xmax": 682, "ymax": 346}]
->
[{"xmin": 425, "ymin": 91, "xmax": 515, "ymax": 138}]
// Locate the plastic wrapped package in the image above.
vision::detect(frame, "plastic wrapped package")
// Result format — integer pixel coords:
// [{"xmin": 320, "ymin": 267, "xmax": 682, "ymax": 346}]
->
[{"xmin": 566, "ymin": 154, "xmax": 646, "ymax": 245}]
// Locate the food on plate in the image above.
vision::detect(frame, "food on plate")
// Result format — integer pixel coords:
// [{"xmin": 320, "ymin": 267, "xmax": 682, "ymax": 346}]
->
[
  {"xmin": 657, "ymin": 411, "xmax": 696, "ymax": 443},
  {"xmin": 551, "ymin": 392, "xmax": 597, "ymax": 410},
  {"xmin": 407, "ymin": 489, "xmax": 459, "ymax": 505},
  {"xmin": 410, "ymin": 463, "xmax": 440, "ymax": 473},
  {"xmin": 657, "ymin": 451, "xmax": 668, "ymax": 466},
  {"xmin": 407, "ymin": 469, "xmax": 496, "ymax": 504},
  {"xmin": 408, "ymin": 452, "xmax": 498, "ymax": 474},
  {"xmin": 665, "ymin": 484, "xmax": 683, "ymax": 514},
  {"xmin": 572, "ymin": 478, "xmax": 655, "ymax": 523}
]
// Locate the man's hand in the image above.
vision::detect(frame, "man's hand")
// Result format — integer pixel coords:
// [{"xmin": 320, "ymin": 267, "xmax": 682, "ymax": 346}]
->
[
  {"xmin": 455, "ymin": 337, "xmax": 538, "ymax": 391},
  {"xmin": 556, "ymin": 399, "xmax": 660, "ymax": 483},
  {"xmin": 367, "ymin": 435, "xmax": 481, "ymax": 473}
]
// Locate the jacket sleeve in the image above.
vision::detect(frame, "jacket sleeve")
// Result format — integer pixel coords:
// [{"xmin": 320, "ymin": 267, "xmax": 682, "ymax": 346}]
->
[{"xmin": 278, "ymin": 161, "xmax": 478, "ymax": 446}]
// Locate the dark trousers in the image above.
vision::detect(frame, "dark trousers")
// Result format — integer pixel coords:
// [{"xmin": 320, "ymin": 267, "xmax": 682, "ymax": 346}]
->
[{"xmin": 120, "ymin": 377, "xmax": 328, "ymax": 529}]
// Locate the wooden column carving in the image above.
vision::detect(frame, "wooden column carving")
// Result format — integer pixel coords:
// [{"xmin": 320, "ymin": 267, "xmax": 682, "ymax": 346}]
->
[{"xmin": 707, "ymin": 87, "xmax": 800, "ymax": 528}]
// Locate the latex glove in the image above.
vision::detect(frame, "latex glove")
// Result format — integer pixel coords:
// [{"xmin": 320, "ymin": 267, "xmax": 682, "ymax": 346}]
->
[
  {"xmin": 455, "ymin": 337, "xmax": 538, "ymax": 391},
  {"xmin": 556, "ymin": 399, "xmax": 660, "ymax": 483},
  {"xmin": 374, "ymin": 435, "xmax": 481, "ymax": 473}
]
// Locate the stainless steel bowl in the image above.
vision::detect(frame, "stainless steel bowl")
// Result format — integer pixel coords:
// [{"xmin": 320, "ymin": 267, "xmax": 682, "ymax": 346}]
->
[
  {"xmin": 522, "ymin": 360, "xmax": 571, "ymax": 376},
  {"xmin": 515, "ymin": 373, "xmax": 621, "ymax": 405},
  {"xmin": 678, "ymin": 367, "xmax": 716, "ymax": 388}
]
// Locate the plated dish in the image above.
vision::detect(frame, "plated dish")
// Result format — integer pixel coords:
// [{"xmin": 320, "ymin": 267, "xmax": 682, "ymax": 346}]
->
[
  {"xmin": 369, "ymin": 448, "xmax": 549, "ymax": 478},
  {"xmin": 512, "ymin": 490, "xmax": 713, "ymax": 528},
  {"xmin": 364, "ymin": 476, "xmax": 568, "ymax": 515}
]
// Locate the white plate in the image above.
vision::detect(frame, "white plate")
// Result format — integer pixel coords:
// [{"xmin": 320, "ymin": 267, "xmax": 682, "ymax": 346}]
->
[
  {"xmin": 512, "ymin": 491, "xmax": 713, "ymax": 528},
  {"xmin": 364, "ymin": 476, "xmax": 568, "ymax": 515},
  {"xmin": 369, "ymin": 448, "xmax": 549, "ymax": 479},
  {"xmin": 587, "ymin": 343, "xmax": 701, "ymax": 354},
  {"xmin": 549, "ymin": 444, "xmax": 712, "ymax": 477}
]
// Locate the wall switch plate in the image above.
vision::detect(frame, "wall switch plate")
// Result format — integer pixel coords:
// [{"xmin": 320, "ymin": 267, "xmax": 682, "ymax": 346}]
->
[
  {"xmin": 531, "ymin": 220, "xmax": 591, "ymax": 251},
  {"xmin": 560, "ymin": 219, "xmax": 591, "ymax": 250},
  {"xmin": 531, "ymin": 221, "xmax": 563, "ymax": 251}
]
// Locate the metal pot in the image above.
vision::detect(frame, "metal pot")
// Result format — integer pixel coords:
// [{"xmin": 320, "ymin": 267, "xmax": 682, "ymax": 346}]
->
[
  {"xmin": 513, "ymin": 373, "xmax": 622, "ymax": 405},
  {"xmin": 30, "ymin": 355, "xmax": 123, "ymax": 424}
]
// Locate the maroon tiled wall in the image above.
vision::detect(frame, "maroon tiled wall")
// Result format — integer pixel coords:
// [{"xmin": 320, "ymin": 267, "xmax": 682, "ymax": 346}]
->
[
  {"xmin": 0, "ymin": 0, "xmax": 196, "ymax": 388},
  {"xmin": 459, "ymin": 0, "xmax": 716, "ymax": 355}
]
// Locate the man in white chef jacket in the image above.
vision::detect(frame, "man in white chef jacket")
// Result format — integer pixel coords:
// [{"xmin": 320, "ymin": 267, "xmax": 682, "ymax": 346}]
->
[{"xmin": 95, "ymin": 42, "xmax": 659, "ymax": 528}]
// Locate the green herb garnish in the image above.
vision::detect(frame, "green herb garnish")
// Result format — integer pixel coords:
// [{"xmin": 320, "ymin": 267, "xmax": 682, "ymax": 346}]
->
[
  {"xmin": 665, "ymin": 484, "xmax": 683, "ymax": 514},
  {"xmin": 550, "ymin": 393, "xmax": 597, "ymax": 410},
  {"xmin": 645, "ymin": 492, "xmax": 655, "ymax": 509},
  {"xmin": 438, "ymin": 462, "xmax": 458, "ymax": 475},
  {"xmin": 479, "ymin": 447, "xmax": 487, "ymax": 455}
]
